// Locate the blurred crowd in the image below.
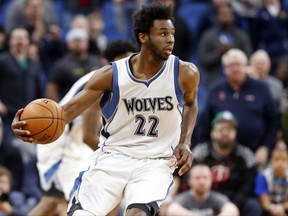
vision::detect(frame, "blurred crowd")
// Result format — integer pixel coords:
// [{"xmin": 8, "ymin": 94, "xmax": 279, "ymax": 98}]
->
[{"xmin": 0, "ymin": 0, "xmax": 288, "ymax": 215}]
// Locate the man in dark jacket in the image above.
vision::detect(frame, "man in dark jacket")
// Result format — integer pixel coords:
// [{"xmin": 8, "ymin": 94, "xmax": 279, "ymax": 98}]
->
[
  {"xmin": 0, "ymin": 27, "xmax": 43, "ymax": 144},
  {"xmin": 195, "ymin": 48, "xmax": 279, "ymax": 168}
]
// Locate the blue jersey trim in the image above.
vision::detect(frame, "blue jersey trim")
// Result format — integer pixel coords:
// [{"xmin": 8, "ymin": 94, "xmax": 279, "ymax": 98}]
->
[
  {"xmin": 173, "ymin": 56, "xmax": 184, "ymax": 107},
  {"xmin": 100, "ymin": 62, "xmax": 120, "ymax": 119},
  {"xmin": 101, "ymin": 109, "xmax": 118, "ymax": 151},
  {"xmin": 125, "ymin": 59, "xmax": 167, "ymax": 87},
  {"xmin": 154, "ymin": 179, "xmax": 175, "ymax": 202}
]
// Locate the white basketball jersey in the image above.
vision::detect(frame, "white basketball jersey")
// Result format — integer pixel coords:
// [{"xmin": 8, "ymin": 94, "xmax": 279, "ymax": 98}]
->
[{"xmin": 99, "ymin": 55, "xmax": 184, "ymax": 158}]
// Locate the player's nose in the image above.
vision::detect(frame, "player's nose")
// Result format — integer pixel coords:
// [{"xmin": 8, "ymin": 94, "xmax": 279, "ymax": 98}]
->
[{"xmin": 167, "ymin": 34, "xmax": 174, "ymax": 44}]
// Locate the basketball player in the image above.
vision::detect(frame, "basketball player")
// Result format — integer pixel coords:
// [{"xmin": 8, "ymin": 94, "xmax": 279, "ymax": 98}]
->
[
  {"xmin": 12, "ymin": 2, "xmax": 200, "ymax": 216},
  {"xmin": 28, "ymin": 40, "xmax": 138, "ymax": 216}
]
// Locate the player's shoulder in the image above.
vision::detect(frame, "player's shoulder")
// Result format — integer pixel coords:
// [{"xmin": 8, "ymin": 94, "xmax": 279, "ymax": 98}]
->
[
  {"xmin": 92, "ymin": 64, "xmax": 114, "ymax": 76},
  {"xmin": 85, "ymin": 64, "xmax": 114, "ymax": 91},
  {"xmin": 178, "ymin": 59, "xmax": 198, "ymax": 71},
  {"xmin": 178, "ymin": 59, "xmax": 199, "ymax": 77},
  {"xmin": 177, "ymin": 59, "xmax": 200, "ymax": 85}
]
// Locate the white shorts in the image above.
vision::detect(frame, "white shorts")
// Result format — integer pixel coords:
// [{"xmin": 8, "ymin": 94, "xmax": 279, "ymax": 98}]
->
[
  {"xmin": 37, "ymin": 122, "xmax": 94, "ymax": 200},
  {"xmin": 68, "ymin": 150, "xmax": 177, "ymax": 215}
]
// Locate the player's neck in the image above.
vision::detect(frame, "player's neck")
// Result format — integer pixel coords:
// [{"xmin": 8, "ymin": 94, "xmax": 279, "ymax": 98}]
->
[{"xmin": 132, "ymin": 52, "xmax": 166, "ymax": 79}]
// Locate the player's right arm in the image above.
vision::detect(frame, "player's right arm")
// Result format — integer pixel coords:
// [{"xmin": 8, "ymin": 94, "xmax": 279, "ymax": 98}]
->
[
  {"xmin": 62, "ymin": 65, "xmax": 113, "ymax": 123},
  {"xmin": 11, "ymin": 65, "xmax": 113, "ymax": 143}
]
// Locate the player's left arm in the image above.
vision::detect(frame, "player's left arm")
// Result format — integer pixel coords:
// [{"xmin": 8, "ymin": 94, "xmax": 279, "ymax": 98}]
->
[{"xmin": 175, "ymin": 60, "xmax": 200, "ymax": 176}]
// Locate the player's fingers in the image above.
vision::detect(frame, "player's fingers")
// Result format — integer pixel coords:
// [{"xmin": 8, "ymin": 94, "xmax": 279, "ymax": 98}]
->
[
  {"xmin": 11, "ymin": 120, "xmax": 25, "ymax": 129},
  {"xmin": 176, "ymin": 152, "xmax": 186, "ymax": 167},
  {"xmin": 18, "ymin": 136, "xmax": 33, "ymax": 143},
  {"xmin": 174, "ymin": 148, "xmax": 180, "ymax": 160},
  {"xmin": 14, "ymin": 129, "xmax": 33, "ymax": 142},
  {"xmin": 13, "ymin": 128, "xmax": 30, "ymax": 136},
  {"xmin": 14, "ymin": 108, "xmax": 24, "ymax": 120},
  {"xmin": 178, "ymin": 152, "xmax": 193, "ymax": 176}
]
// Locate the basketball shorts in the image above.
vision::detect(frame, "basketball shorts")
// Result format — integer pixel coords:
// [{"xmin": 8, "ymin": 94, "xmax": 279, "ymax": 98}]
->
[{"xmin": 68, "ymin": 150, "xmax": 177, "ymax": 215}]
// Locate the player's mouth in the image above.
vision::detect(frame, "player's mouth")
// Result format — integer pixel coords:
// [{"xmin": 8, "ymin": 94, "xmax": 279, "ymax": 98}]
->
[{"xmin": 164, "ymin": 48, "xmax": 173, "ymax": 55}]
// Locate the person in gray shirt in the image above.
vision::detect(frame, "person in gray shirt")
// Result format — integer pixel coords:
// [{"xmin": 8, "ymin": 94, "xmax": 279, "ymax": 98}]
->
[{"xmin": 166, "ymin": 164, "xmax": 239, "ymax": 216}]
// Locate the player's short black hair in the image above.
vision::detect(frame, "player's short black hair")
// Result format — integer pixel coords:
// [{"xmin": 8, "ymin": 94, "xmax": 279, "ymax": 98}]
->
[
  {"xmin": 103, "ymin": 40, "xmax": 138, "ymax": 62},
  {"xmin": 132, "ymin": 1, "xmax": 174, "ymax": 45}
]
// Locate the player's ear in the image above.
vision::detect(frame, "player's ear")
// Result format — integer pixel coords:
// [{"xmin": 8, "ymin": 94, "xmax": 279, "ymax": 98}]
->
[{"xmin": 139, "ymin": 33, "xmax": 148, "ymax": 44}]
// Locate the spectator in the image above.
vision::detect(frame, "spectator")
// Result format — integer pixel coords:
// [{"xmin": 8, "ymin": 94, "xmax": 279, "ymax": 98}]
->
[
  {"xmin": 166, "ymin": 164, "xmax": 239, "ymax": 216},
  {"xmin": 69, "ymin": 14, "xmax": 90, "ymax": 32},
  {"xmin": 195, "ymin": 49, "xmax": 279, "ymax": 167},
  {"xmin": 69, "ymin": 13, "xmax": 108, "ymax": 56},
  {"xmin": 249, "ymin": 49, "xmax": 284, "ymax": 114},
  {"xmin": 198, "ymin": 0, "xmax": 229, "ymax": 38},
  {"xmin": 229, "ymin": 0, "xmax": 262, "ymax": 36},
  {"xmin": 198, "ymin": 4, "xmax": 252, "ymax": 86},
  {"xmin": 254, "ymin": 148, "xmax": 288, "ymax": 216},
  {"xmin": 193, "ymin": 110, "xmax": 262, "ymax": 216},
  {"xmin": 101, "ymin": 0, "xmax": 138, "ymax": 42},
  {"xmin": 88, "ymin": 11, "xmax": 108, "ymax": 56},
  {"xmin": 252, "ymin": 0, "xmax": 288, "ymax": 73},
  {"xmin": 8, "ymin": 0, "xmax": 64, "ymax": 76},
  {"xmin": 0, "ymin": 166, "xmax": 37, "ymax": 216},
  {"xmin": 0, "ymin": 28, "xmax": 43, "ymax": 144},
  {"xmin": 46, "ymin": 28, "xmax": 103, "ymax": 102},
  {"xmin": 5, "ymin": 0, "xmax": 58, "ymax": 34}
]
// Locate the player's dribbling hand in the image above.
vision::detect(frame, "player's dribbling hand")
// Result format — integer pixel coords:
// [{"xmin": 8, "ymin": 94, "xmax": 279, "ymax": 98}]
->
[
  {"xmin": 174, "ymin": 143, "xmax": 193, "ymax": 176},
  {"xmin": 11, "ymin": 109, "xmax": 33, "ymax": 143}
]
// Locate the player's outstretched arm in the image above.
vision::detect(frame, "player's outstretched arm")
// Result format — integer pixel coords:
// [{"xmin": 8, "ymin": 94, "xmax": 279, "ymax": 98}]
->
[
  {"xmin": 62, "ymin": 65, "xmax": 113, "ymax": 124},
  {"xmin": 11, "ymin": 65, "xmax": 113, "ymax": 143},
  {"xmin": 174, "ymin": 61, "xmax": 200, "ymax": 176}
]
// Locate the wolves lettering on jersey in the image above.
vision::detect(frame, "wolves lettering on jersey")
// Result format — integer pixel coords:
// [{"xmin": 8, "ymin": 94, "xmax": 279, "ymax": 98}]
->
[
  {"xmin": 99, "ymin": 54, "xmax": 184, "ymax": 159},
  {"xmin": 123, "ymin": 96, "xmax": 173, "ymax": 115}
]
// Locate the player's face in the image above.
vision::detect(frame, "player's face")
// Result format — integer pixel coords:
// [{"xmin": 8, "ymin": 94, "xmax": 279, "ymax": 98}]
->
[
  {"xmin": 147, "ymin": 20, "xmax": 175, "ymax": 61},
  {"xmin": 211, "ymin": 121, "xmax": 236, "ymax": 149}
]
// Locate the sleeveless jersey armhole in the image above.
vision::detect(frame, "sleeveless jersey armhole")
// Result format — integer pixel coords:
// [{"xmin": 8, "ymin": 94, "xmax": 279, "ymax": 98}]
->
[
  {"xmin": 173, "ymin": 56, "xmax": 184, "ymax": 107},
  {"xmin": 100, "ymin": 62, "xmax": 120, "ymax": 119}
]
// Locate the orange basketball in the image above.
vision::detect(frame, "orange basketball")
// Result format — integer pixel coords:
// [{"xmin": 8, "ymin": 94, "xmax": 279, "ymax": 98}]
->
[{"xmin": 20, "ymin": 98, "xmax": 67, "ymax": 144}]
